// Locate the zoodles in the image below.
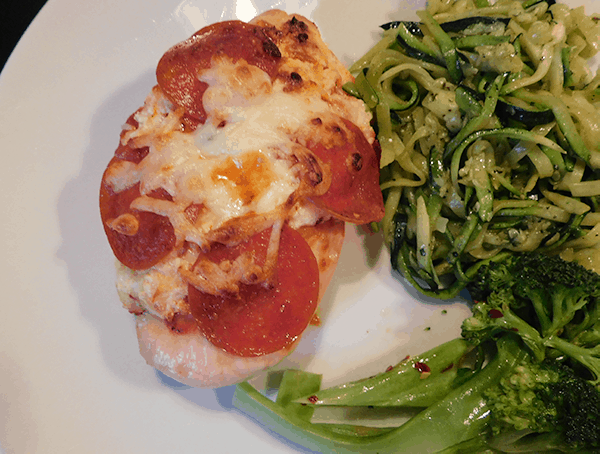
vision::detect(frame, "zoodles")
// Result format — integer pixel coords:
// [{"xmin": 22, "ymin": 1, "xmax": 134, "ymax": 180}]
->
[{"xmin": 344, "ymin": 0, "xmax": 600, "ymax": 298}]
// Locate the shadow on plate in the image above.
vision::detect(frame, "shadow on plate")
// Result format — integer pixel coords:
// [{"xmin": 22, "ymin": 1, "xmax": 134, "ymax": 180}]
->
[
  {"xmin": 56, "ymin": 69, "xmax": 158, "ymax": 388},
  {"xmin": 56, "ymin": 69, "xmax": 273, "ymax": 421}
]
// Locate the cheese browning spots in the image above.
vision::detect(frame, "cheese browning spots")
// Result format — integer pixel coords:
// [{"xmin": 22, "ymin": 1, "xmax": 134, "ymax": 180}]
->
[{"xmin": 100, "ymin": 10, "xmax": 383, "ymax": 361}]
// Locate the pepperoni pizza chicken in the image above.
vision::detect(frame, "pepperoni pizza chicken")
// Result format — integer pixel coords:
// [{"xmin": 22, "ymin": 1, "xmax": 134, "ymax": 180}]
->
[{"xmin": 99, "ymin": 10, "xmax": 384, "ymax": 388}]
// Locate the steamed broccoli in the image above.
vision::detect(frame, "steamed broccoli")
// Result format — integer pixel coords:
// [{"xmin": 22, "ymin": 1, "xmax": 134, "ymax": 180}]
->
[
  {"xmin": 467, "ymin": 252, "xmax": 600, "ymax": 335},
  {"xmin": 484, "ymin": 357, "xmax": 600, "ymax": 452},
  {"xmin": 235, "ymin": 253, "xmax": 600, "ymax": 453},
  {"xmin": 461, "ymin": 252, "xmax": 600, "ymax": 451},
  {"xmin": 465, "ymin": 252, "xmax": 600, "ymax": 384}
]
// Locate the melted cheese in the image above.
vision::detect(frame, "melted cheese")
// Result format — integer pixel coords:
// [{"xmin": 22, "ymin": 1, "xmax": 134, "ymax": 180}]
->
[
  {"xmin": 109, "ymin": 58, "xmax": 342, "ymax": 242},
  {"xmin": 109, "ymin": 14, "xmax": 374, "ymax": 322},
  {"xmin": 196, "ymin": 86, "xmax": 329, "ymax": 158},
  {"xmin": 116, "ymin": 257, "xmax": 190, "ymax": 319},
  {"xmin": 112, "ymin": 65, "xmax": 328, "ymax": 317}
]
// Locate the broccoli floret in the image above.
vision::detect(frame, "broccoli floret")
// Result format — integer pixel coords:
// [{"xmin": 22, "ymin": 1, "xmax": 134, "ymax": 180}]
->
[
  {"xmin": 485, "ymin": 358, "xmax": 600, "ymax": 452},
  {"xmin": 547, "ymin": 363, "xmax": 600, "ymax": 449},
  {"xmin": 513, "ymin": 254, "xmax": 600, "ymax": 337},
  {"xmin": 484, "ymin": 360, "xmax": 558, "ymax": 436},
  {"xmin": 462, "ymin": 287, "xmax": 548, "ymax": 362},
  {"xmin": 464, "ymin": 252, "xmax": 600, "ymax": 384},
  {"xmin": 468, "ymin": 253, "xmax": 600, "ymax": 337}
]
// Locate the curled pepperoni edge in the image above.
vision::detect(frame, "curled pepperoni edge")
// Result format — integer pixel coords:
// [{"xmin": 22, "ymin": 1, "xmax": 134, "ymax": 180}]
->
[{"xmin": 308, "ymin": 118, "xmax": 385, "ymax": 224}]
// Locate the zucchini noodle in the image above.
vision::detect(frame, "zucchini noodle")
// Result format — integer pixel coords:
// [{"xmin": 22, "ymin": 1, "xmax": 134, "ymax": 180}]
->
[{"xmin": 344, "ymin": 0, "xmax": 600, "ymax": 296}]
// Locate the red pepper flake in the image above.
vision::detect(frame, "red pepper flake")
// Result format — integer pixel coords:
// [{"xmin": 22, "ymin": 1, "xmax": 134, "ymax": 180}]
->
[
  {"xmin": 386, "ymin": 365, "xmax": 394, "ymax": 372},
  {"xmin": 401, "ymin": 355, "xmax": 411, "ymax": 363},
  {"xmin": 307, "ymin": 395, "xmax": 319, "ymax": 404},
  {"xmin": 128, "ymin": 307, "xmax": 146, "ymax": 316},
  {"xmin": 441, "ymin": 363, "xmax": 454, "ymax": 373},
  {"xmin": 489, "ymin": 309, "xmax": 504, "ymax": 319},
  {"xmin": 510, "ymin": 327, "xmax": 519, "ymax": 332},
  {"xmin": 414, "ymin": 362, "xmax": 431, "ymax": 373}
]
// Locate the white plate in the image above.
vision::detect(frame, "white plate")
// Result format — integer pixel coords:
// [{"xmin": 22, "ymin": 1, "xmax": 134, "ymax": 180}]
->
[{"xmin": 0, "ymin": 0, "xmax": 597, "ymax": 452}]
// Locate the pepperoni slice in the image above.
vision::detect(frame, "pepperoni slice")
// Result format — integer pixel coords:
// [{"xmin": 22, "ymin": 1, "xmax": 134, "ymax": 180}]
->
[
  {"xmin": 308, "ymin": 118, "xmax": 385, "ymax": 224},
  {"xmin": 188, "ymin": 224, "xmax": 319, "ymax": 357},
  {"xmin": 156, "ymin": 21, "xmax": 282, "ymax": 124},
  {"xmin": 99, "ymin": 160, "xmax": 176, "ymax": 270},
  {"xmin": 114, "ymin": 112, "xmax": 149, "ymax": 164}
]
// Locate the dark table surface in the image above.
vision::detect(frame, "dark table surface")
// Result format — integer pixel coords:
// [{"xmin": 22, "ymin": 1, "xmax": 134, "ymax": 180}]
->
[{"xmin": 1, "ymin": 0, "xmax": 49, "ymax": 73}]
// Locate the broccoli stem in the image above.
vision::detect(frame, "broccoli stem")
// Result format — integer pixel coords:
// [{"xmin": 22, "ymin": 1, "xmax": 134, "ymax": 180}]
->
[
  {"xmin": 236, "ymin": 337, "xmax": 526, "ymax": 454},
  {"xmin": 488, "ymin": 429, "xmax": 579, "ymax": 453},
  {"xmin": 547, "ymin": 290, "xmax": 589, "ymax": 337},
  {"xmin": 466, "ymin": 300, "xmax": 547, "ymax": 362},
  {"xmin": 295, "ymin": 338, "xmax": 472, "ymax": 408},
  {"xmin": 519, "ymin": 287, "xmax": 553, "ymax": 337},
  {"xmin": 234, "ymin": 373, "xmax": 395, "ymax": 453},
  {"xmin": 544, "ymin": 335, "xmax": 600, "ymax": 384},
  {"xmin": 339, "ymin": 335, "xmax": 526, "ymax": 453}
]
